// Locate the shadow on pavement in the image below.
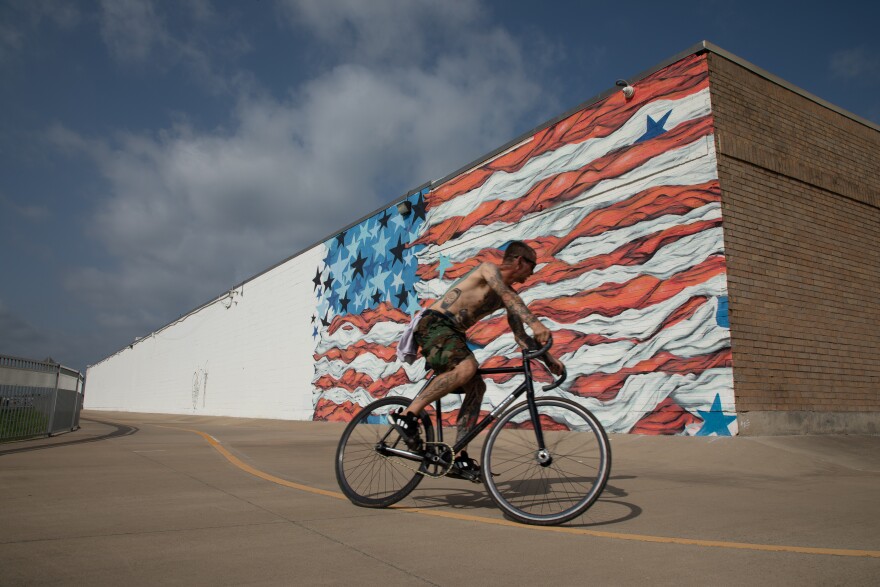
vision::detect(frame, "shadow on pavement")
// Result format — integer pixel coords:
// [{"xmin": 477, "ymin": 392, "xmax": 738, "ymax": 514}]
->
[
  {"xmin": 0, "ymin": 417, "xmax": 139, "ymax": 457},
  {"xmin": 406, "ymin": 474, "xmax": 642, "ymax": 527}
]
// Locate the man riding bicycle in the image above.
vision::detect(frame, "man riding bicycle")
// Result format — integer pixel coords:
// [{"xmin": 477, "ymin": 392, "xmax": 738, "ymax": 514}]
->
[{"xmin": 390, "ymin": 241, "xmax": 564, "ymax": 481}]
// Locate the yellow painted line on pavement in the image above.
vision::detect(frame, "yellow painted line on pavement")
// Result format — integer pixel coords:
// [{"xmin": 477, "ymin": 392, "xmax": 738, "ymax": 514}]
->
[
  {"xmin": 165, "ymin": 426, "xmax": 347, "ymax": 500},
  {"xmin": 170, "ymin": 425, "xmax": 880, "ymax": 559}
]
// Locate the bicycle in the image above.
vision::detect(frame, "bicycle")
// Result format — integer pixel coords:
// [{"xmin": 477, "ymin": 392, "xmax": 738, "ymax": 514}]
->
[{"xmin": 334, "ymin": 337, "xmax": 611, "ymax": 526}]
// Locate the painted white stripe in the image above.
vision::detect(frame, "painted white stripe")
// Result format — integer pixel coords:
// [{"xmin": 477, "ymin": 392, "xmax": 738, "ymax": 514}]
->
[
  {"xmin": 314, "ymin": 320, "xmax": 404, "ymax": 355},
  {"xmin": 417, "ymin": 226, "xmax": 725, "ymax": 303},
  {"xmin": 473, "ymin": 275, "xmax": 729, "ymax": 357},
  {"xmin": 425, "ymin": 88, "xmax": 712, "ymax": 226},
  {"xmin": 417, "ymin": 136, "xmax": 716, "ymax": 262},
  {"xmin": 548, "ymin": 369, "xmax": 735, "ymax": 434},
  {"xmin": 317, "ymin": 299, "xmax": 729, "ymax": 415}
]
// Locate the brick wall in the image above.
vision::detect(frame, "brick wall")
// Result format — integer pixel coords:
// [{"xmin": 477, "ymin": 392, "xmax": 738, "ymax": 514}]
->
[{"xmin": 708, "ymin": 53, "xmax": 880, "ymax": 430}]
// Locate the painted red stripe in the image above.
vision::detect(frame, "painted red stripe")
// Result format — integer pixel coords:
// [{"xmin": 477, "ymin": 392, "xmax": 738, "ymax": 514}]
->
[
  {"xmin": 428, "ymin": 54, "xmax": 709, "ymax": 208},
  {"xmin": 567, "ymin": 348, "xmax": 732, "ymax": 402},
  {"xmin": 313, "ymin": 367, "xmax": 413, "ymax": 394},
  {"xmin": 327, "ymin": 302, "xmax": 410, "ymax": 335},
  {"xmin": 631, "ymin": 398, "xmax": 700, "ymax": 435},
  {"xmin": 417, "ymin": 182, "xmax": 721, "ymax": 281},
  {"xmin": 314, "ymin": 340, "xmax": 398, "ymax": 364},
  {"xmin": 415, "ymin": 115, "xmax": 714, "ymax": 248},
  {"xmin": 468, "ymin": 256, "xmax": 727, "ymax": 345},
  {"xmin": 473, "ymin": 295, "xmax": 711, "ymax": 384}
]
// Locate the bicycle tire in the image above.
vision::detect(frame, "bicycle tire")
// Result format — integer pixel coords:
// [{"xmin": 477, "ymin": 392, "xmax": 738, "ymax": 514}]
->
[
  {"xmin": 335, "ymin": 396, "xmax": 434, "ymax": 508},
  {"xmin": 481, "ymin": 397, "xmax": 611, "ymax": 525}
]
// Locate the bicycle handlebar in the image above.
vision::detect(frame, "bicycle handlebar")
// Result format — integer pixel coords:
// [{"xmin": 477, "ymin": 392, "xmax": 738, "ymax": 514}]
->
[
  {"xmin": 542, "ymin": 364, "xmax": 567, "ymax": 392},
  {"xmin": 523, "ymin": 335, "xmax": 553, "ymax": 359},
  {"xmin": 521, "ymin": 335, "xmax": 568, "ymax": 391}
]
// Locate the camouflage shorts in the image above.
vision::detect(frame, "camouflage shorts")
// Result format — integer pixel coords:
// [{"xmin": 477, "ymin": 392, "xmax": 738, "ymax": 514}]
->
[{"xmin": 414, "ymin": 311, "xmax": 473, "ymax": 374}]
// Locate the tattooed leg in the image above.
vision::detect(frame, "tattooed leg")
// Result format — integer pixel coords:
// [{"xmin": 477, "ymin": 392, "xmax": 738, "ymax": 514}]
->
[
  {"xmin": 407, "ymin": 357, "xmax": 477, "ymax": 416},
  {"xmin": 455, "ymin": 375, "xmax": 487, "ymax": 451}
]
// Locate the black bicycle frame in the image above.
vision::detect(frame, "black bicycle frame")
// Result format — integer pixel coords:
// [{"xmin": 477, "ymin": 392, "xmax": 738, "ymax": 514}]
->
[{"xmin": 422, "ymin": 357, "xmax": 547, "ymax": 456}]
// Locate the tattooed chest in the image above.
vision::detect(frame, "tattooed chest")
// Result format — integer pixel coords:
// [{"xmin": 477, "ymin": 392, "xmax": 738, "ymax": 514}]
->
[{"xmin": 444, "ymin": 291, "xmax": 502, "ymax": 331}]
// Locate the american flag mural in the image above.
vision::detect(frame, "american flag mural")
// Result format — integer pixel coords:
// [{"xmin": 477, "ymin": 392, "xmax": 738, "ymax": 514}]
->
[{"xmin": 311, "ymin": 54, "xmax": 737, "ymax": 436}]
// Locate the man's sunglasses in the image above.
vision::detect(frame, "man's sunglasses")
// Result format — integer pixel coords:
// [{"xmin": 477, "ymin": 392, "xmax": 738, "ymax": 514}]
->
[{"xmin": 516, "ymin": 255, "xmax": 537, "ymax": 270}]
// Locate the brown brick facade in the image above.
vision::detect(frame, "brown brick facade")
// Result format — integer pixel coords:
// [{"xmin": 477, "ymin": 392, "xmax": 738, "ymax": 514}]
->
[{"xmin": 707, "ymin": 52, "xmax": 880, "ymax": 433}]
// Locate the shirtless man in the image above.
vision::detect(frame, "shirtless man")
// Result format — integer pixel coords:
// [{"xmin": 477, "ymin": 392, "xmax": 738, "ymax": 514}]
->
[{"xmin": 389, "ymin": 241, "xmax": 563, "ymax": 480}]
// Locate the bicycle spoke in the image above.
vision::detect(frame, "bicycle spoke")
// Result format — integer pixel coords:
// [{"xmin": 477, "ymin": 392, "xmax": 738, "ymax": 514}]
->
[
  {"xmin": 336, "ymin": 398, "xmax": 433, "ymax": 507},
  {"xmin": 483, "ymin": 398, "xmax": 610, "ymax": 525}
]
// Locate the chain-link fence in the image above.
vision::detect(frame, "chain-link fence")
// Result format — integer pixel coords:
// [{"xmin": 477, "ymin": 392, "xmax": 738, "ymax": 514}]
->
[{"xmin": 0, "ymin": 355, "xmax": 84, "ymax": 442}]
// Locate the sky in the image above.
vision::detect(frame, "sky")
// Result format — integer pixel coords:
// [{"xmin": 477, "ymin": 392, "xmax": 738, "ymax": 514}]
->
[{"xmin": 1, "ymin": 0, "xmax": 878, "ymax": 372}]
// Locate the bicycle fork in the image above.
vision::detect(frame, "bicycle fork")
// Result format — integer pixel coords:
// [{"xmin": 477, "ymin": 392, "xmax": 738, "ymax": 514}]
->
[{"xmin": 523, "ymin": 359, "xmax": 552, "ymax": 467}]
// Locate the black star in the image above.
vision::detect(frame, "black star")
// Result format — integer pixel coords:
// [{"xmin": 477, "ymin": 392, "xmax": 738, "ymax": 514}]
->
[
  {"xmin": 390, "ymin": 235, "xmax": 407, "ymax": 266},
  {"xmin": 372, "ymin": 290, "xmax": 383, "ymax": 305},
  {"xmin": 321, "ymin": 313, "xmax": 331, "ymax": 328},
  {"xmin": 323, "ymin": 273, "xmax": 334, "ymax": 291},
  {"xmin": 351, "ymin": 250, "xmax": 367, "ymax": 279},
  {"xmin": 339, "ymin": 294, "xmax": 350, "ymax": 313},
  {"xmin": 312, "ymin": 267, "xmax": 323, "ymax": 290},
  {"xmin": 411, "ymin": 193, "xmax": 427, "ymax": 223},
  {"xmin": 311, "ymin": 314, "xmax": 316, "ymax": 324},
  {"xmin": 394, "ymin": 286, "xmax": 409, "ymax": 308},
  {"xmin": 336, "ymin": 231, "xmax": 347, "ymax": 247},
  {"xmin": 378, "ymin": 210, "xmax": 391, "ymax": 229}
]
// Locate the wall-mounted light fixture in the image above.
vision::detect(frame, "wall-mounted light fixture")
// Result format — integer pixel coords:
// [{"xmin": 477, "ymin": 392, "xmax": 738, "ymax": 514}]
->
[
  {"xmin": 616, "ymin": 79, "xmax": 635, "ymax": 99},
  {"xmin": 397, "ymin": 201, "xmax": 412, "ymax": 216}
]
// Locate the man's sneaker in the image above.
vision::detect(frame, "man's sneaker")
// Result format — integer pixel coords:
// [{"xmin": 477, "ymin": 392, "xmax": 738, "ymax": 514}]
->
[
  {"xmin": 387, "ymin": 409, "xmax": 422, "ymax": 450},
  {"xmin": 448, "ymin": 451, "xmax": 481, "ymax": 483}
]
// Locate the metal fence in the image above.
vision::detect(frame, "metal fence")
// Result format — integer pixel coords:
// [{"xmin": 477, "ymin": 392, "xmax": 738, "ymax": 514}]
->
[{"xmin": 0, "ymin": 354, "xmax": 84, "ymax": 442}]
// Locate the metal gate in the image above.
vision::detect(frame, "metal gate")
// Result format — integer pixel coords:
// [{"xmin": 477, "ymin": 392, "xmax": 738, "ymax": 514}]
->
[{"xmin": 0, "ymin": 355, "xmax": 84, "ymax": 442}]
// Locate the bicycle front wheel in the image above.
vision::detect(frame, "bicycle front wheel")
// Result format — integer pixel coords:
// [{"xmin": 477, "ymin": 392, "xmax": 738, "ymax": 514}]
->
[
  {"xmin": 335, "ymin": 396, "xmax": 434, "ymax": 508},
  {"xmin": 482, "ymin": 397, "xmax": 611, "ymax": 525}
]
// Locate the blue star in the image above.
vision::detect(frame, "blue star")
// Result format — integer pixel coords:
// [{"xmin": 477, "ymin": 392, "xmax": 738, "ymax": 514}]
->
[
  {"xmin": 437, "ymin": 254, "xmax": 453, "ymax": 279},
  {"xmin": 328, "ymin": 289, "xmax": 340, "ymax": 311},
  {"xmin": 390, "ymin": 213, "xmax": 406, "ymax": 230},
  {"xmin": 390, "ymin": 270, "xmax": 405, "ymax": 290},
  {"xmin": 361, "ymin": 256, "xmax": 379, "ymax": 280},
  {"xmin": 356, "ymin": 222, "xmax": 373, "ymax": 245},
  {"xmin": 695, "ymin": 393, "xmax": 736, "ymax": 436},
  {"xmin": 635, "ymin": 110, "xmax": 672, "ymax": 143},
  {"xmin": 372, "ymin": 231, "xmax": 390, "ymax": 258},
  {"xmin": 346, "ymin": 237, "xmax": 361, "ymax": 259},
  {"xmin": 370, "ymin": 265, "xmax": 391, "ymax": 292},
  {"xmin": 402, "ymin": 247, "xmax": 416, "ymax": 268},
  {"xmin": 329, "ymin": 254, "xmax": 349, "ymax": 282},
  {"xmin": 355, "ymin": 288, "xmax": 369, "ymax": 309},
  {"xmin": 335, "ymin": 267, "xmax": 352, "ymax": 292},
  {"xmin": 406, "ymin": 294, "xmax": 422, "ymax": 315}
]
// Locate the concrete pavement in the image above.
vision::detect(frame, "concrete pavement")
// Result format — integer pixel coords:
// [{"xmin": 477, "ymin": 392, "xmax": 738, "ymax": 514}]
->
[{"xmin": 1, "ymin": 411, "xmax": 878, "ymax": 585}]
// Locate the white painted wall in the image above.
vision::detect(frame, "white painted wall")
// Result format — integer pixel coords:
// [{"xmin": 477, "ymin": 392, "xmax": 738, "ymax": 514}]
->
[{"xmin": 84, "ymin": 246, "xmax": 324, "ymax": 420}]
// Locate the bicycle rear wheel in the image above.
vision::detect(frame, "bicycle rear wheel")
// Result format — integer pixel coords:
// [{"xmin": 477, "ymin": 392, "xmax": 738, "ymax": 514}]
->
[
  {"xmin": 482, "ymin": 397, "xmax": 610, "ymax": 525},
  {"xmin": 335, "ymin": 396, "xmax": 434, "ymax": 508}
]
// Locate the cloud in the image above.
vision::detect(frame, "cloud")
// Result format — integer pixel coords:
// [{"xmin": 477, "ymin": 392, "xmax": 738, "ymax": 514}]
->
[
  {"xmin": 0, "ymin": 298, "xmax": 50, "ymax": 358},
  {"xmin": 0, "ymin": 298, "xmax": 105, "ymax": 370},
  {"xmin": 276, "ymin": 0, "xmax": 483, "ymax": 65},
  {"xmin": 56, "ymin": 0, "xmax": 555, "ymax": 354},
  {"xmin": 0, "ymin": 194, "xmax": 49, "ymax": 222},
  {"xmin": 829, "ymin": 48, "xmax": 879, "ymax": 80},
  {"xmin": 0, "ymin": 0, "xmax": 81, "ymax": 62},
  {"xmin": 98, "ymin": 0, "xmax": 251, "ymax": 93},
  {"xmin": 99, "ymin": 0, "xmax": 166, "ymax": 63}
]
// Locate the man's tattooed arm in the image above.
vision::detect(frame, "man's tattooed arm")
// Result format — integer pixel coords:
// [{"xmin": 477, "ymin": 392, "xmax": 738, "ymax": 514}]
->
[
  {"xmin": 507, "ymin": 313, "xmax": 536, "ymax": 350},
  {"xmin": 483, "ymin": 264, "xmax": 540, "ymax": 328}
]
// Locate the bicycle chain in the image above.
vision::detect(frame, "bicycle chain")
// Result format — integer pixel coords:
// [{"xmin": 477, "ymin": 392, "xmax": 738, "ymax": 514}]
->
[{"xmin": 382, "ymin": 440, "xmax": 455, "ymax": 478}]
